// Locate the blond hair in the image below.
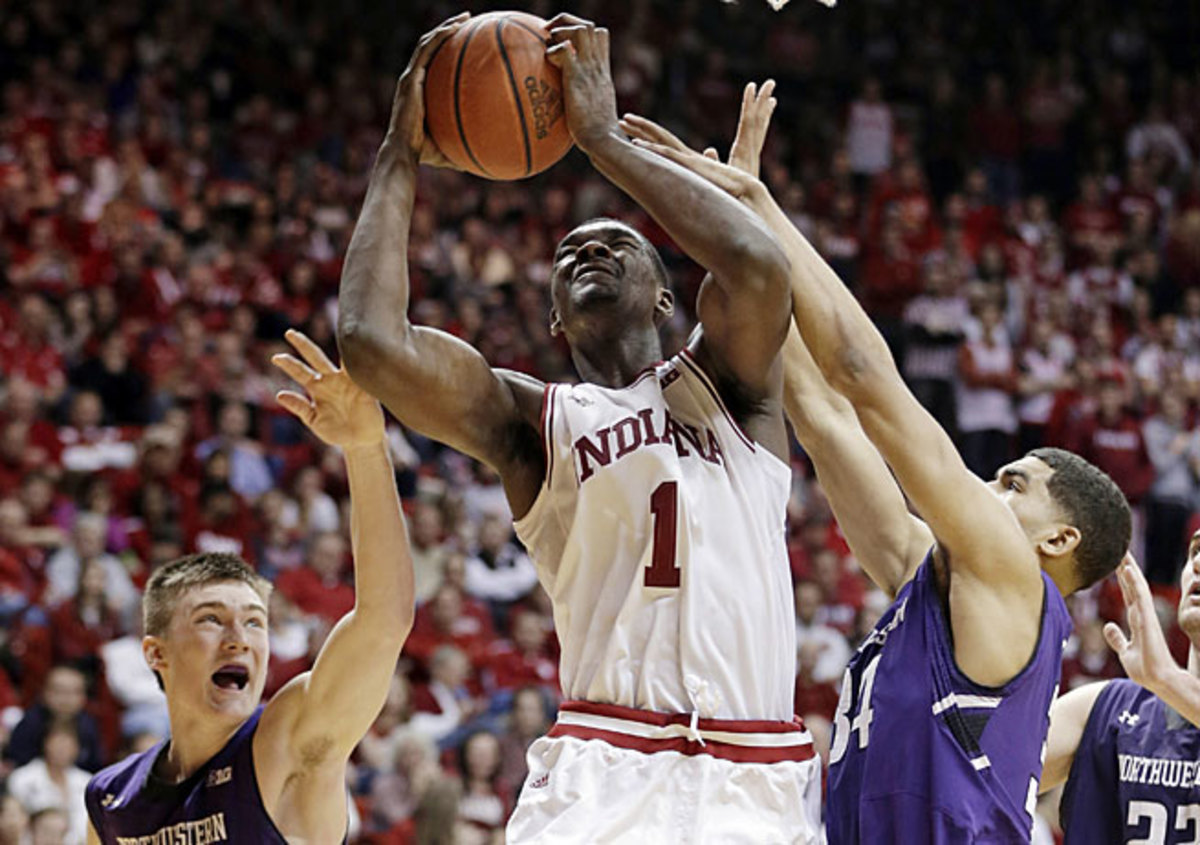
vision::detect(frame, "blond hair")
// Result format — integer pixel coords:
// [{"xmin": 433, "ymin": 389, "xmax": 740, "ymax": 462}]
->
[{"xmin": 143, "ymin": 552, "xmax": 272, "ymax": 637}]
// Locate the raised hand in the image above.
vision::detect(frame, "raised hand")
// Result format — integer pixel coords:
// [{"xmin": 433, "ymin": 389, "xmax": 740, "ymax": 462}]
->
[
  {"xmin": 386, "ymin": 12, "xmax": 470, "ymax": 168},
  {"xmin": 618, "ymin": 115, "xmax": 764, "ymax": 204},
  {"xmin": 1103, "ymin": 554, "xmax": 1177, "ymax": 691},
  {"xmin": 546, "ymin": 14, "xmax": 619, "ymax": 152},
  {"xmin": 727, "ymin": 80, "xmax": 777, "ymax": 178},
  {"xmin": 272, "ymin": 329, "xmax": 386, "ymax": 450}
]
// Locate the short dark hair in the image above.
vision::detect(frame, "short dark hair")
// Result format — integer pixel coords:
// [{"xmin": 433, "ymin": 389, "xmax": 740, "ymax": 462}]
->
[{"xmin": 1029, "ymin": 447, "xmax": 1131, "ymax": 590}]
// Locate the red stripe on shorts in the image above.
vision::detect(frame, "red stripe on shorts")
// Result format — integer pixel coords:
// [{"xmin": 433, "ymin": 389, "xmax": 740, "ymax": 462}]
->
[
  {"xmin": 559, "ymin": 700, "xmax": 808, "ymax": 734},
  {"xmin": 549, "ymin": 701, "xmax": 815, "ymax": 765}
]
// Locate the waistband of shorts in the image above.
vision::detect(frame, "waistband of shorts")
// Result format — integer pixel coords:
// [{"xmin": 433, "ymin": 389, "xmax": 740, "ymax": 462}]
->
[{"xmin": 546, "ymin": 700, "xmax": 816, "ymax": 764}]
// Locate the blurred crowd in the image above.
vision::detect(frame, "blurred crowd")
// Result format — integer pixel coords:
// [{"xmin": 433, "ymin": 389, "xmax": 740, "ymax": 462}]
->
[{"xmin": 1, "ymin": 0, "xmax": 1199, "ymax": 841}]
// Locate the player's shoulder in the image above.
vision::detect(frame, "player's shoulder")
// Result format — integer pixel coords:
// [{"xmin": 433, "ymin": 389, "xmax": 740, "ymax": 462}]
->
[
  {"xmin": 87, "ymin": 742, "xmax": 160, "ymax": 800},
  {"xmin": 1088, "ymin": 678, "xmax": 1158, "ymax": 728},
  {"xmin": 494, "ymin": 369, "xmax": 547, "ymax": 419}
]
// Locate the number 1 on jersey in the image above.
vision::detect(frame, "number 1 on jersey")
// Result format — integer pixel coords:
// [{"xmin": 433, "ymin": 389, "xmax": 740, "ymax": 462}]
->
[{"xmin": 645, "ymin": 481, "xmax": 680, "ymax": 588}]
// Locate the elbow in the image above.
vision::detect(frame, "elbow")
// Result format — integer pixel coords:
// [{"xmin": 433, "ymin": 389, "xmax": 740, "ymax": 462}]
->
[
  {"xmin": 732, "ymin": 230, "xmax": 792, "ymax": 306},
  {"xmin": 337, "ymin": 318, "xmax": 402, "ymax": 391}
]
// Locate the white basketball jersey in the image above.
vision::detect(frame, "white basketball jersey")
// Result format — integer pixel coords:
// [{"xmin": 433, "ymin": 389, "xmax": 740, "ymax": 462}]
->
[{"xmin": 514, "ymin": 349, "xmax": 795, "ymax": 720}]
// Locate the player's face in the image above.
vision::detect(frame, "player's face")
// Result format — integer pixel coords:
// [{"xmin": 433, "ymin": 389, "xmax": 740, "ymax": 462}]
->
[
  {"xmin": 549, "ymin": 221, "xmax": 664, "ymax": 336},
  {"xmin": 1178, "ymin": 532, "xmax": 1200, "ymax": 637},
  {"xmin": 148, "ymin": 580, "xmax": 269, "ymax": 724},
  {"xmin": 987, "ymin": 456, "xmax": 1066, "ymax": 551}
]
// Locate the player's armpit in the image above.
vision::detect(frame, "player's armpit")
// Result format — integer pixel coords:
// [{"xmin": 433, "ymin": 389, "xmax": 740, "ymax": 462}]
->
[
  {"xmin": 783, "ymin": 325, "xmax": 931, "ymax": 597},
  {"xmin": 1042, "ymin": 681, "xmax": 1110, "ymax": 793}
]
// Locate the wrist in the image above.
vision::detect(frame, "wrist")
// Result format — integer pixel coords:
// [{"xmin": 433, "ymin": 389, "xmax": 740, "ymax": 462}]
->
[
  {"xmin": 579, "ymin": 125, "xmax": 626, "ymax": 160},
  {"xmin": 376, "ymin": 137, "xmax": 420, "ymax": 174},
  {"xmin": 341, "ymin": 437, "xmax": 390, "ymax": 461}
]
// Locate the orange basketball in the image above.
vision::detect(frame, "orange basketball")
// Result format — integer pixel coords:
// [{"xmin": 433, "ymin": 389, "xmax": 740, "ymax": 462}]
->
[{"xmin": 424, "ymin": 11, "xmax": 573, "ymax": 180}]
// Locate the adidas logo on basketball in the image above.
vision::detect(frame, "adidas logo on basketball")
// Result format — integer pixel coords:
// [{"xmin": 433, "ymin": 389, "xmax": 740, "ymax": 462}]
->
[{"xmin": 523, "ymin": 77, "xmax": 563, "ymax": 140}]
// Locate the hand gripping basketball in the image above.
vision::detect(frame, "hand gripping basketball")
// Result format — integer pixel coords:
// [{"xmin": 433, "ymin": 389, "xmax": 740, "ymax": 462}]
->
[
  {"xmin": 546, "ymin": 14, "xmax": 619, "ymax": 152},
  {"xmin": 387, "ymin": 13, "xmax": 471, "ymax": 168}
]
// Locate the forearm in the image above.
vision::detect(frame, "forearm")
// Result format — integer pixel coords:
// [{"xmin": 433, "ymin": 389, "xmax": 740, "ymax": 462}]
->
[
  {"xmin": 337, "ymin": 142, "xmax": 419, "ymax": 365},
  {"xmin": 586, "ymin": 131, "xmax": 788, "ymax": 291},
  {"xmin": 747, "ymin": 188, "xmax": 897, "ymax": 398},
  {"xmin": 343, "ymin": 439, "xmax": 414, "ymax": 635}
]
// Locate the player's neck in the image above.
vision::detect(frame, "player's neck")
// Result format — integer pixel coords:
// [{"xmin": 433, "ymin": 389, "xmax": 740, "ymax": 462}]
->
[
  {"xmin": 160, "ymin": 710, "xmax": 243, "ymax": 783},
  {"xmin": 1188, "ymin": 645, "xmax": 1200, "ymax": 680},
  {"xmin": 571, "ymin": 326, "xmax": 663, "ymax": 388}
]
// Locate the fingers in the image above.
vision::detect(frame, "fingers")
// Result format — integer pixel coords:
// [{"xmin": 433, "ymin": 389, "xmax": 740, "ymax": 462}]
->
[
  {"xmin": 630, "ymin": 138, "xmax": 744, "ymax": 194},
  {"xmin": 546, "ymin": 39, "xmax": 574, "ymax": 69},
  {"xmin": 703, "ymin": 147, "xmax": 720, "ymax": 160},
  {"xmin": 547, "ymin": 20, "xmax": 609, "ymax": 63},
  {"xmin": 1103, "ymin": 621, "xmax": 1130, "ymax": 656},
  {"xmin": 405, "ymin": 13, "xmax": 470, "ymax": 74},
  {"xmin": 1119, "ymin": 556, "xmax": 1157, "ymax": 629},
  {"xmin": 271, "ymin": 352, "xmax": 319, "ymax": 387},
  {"xmin": 546, "ymin": 12, "xmax": 595, "ymax": 29},
  {"xmin": 284, "ymin": 328, "xmax": 337, "ymax": 375},
  {"xmin": 618, "ymin": 114, "xmax": 690, "ymax": 153},
  {"xmin": 276, "ymin": 390, "xmax": 315, "ymax": 424}
]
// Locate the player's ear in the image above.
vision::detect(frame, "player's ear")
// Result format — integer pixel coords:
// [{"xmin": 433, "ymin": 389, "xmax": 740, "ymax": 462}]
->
[
  {"xmin": 1038, "ymin": 523, "xmax": 1081, "ymax": 559},
  {"xmin": 654, "ymin": 288, "xmax": 674, "ymax": 325},
  {"xmin": 549, "ymin": 307, "xmax": 562, "ymax": 337},
  {"xmin": 143, "ymin": 635, "xmax": 166, "ymax": 675}
]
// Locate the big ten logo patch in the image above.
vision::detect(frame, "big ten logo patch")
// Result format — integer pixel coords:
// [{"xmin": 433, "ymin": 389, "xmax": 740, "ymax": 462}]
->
[{"xmin": 207, "ymin": 766, "xmax": 232, "ymax": 787}]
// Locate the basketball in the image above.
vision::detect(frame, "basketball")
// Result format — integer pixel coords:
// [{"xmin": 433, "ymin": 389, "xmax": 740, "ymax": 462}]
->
[{"xmin": 424, "ymin": 11, "xmax": 572, "ymax": 180}]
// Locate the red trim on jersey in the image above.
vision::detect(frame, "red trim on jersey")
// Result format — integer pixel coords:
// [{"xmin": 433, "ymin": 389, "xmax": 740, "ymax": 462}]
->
[
  {"xmin": 676, "ymin": 349, "xmax": 757, "ymax": 452},
  {"xmin": 540, "ymin": 384, "xmax": 557, "ymax": 486},
  {"xmin": 559, "ymin": 700, "xmax": 807, "ymax": 734}
]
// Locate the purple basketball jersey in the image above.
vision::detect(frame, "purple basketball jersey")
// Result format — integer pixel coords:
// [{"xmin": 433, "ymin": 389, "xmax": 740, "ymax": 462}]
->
[
  {"xmin": 825, "ymin": 554, "xmax": 1072, "ymax": 843},
  {"xmin": 85, "ymin": 707, "xmax": 288, "ymax": 843},
  {"xmin": 1061, "ymin": 678, "xmax": 1200, "ymax": 844}
]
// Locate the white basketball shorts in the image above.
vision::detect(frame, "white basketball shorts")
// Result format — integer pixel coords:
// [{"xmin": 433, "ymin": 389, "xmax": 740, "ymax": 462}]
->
[{"xmin": 507, "ymin": 700, "xmax": 823, "ymax": 844}]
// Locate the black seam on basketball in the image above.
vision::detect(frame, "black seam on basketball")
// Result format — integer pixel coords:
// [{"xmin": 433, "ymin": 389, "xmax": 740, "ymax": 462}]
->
[
  {"xmin": 496, "ymin": 19, "xmax": 533, "ymax": 177},
  {"xmin": 454, "ymin": 20, "xmax": 490, "ymax": 177},
  {"xmin": 508, "ymin": 20, "xmax": 548, "ymax": 45}
]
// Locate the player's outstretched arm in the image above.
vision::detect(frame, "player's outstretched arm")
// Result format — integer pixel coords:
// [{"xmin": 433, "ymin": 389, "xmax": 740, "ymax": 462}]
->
[
  {"xmin": 628, "ymin": 84, "xmax": 932, "ymax": 596},
  {"xmin": 623, "ymin": 108, "xmax": 1043, "ymax": 681},
  {"xmin": 255, "ymin": 330, "xmax": 415, "ymax": 839},
  {"xmin": 1106, "ymin": 555, "xmax": 1200, "ymax": 726},
  {"xmin": 337, "ymin": 14, "xmax": 543, "ymax": 513},
  {"xmin": 1041, "ymin": 681, "xmax": 1110, "ymax": 792},
  {"xmin": 783, "ymin": 325, "xmax": 933, "ymax": 596},
  {"xmin": 546, "ymin": 15, "xmax": 790, "ymax": 396}
]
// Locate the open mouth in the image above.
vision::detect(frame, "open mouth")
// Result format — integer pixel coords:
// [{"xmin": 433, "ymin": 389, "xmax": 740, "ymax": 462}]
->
[{"xmin": 211, "ymin": 665, "xmax": 250, "ymax": 691}]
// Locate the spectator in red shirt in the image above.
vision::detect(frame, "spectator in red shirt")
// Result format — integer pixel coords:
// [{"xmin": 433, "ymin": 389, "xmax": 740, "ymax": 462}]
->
[
  {"xmin": 482, "ymin": 610, "xmax": 558, "ymax": 696},
  {"xmin": 968, "ymin": 74, "xmax": 1023, "ymax": 204},
  {"xmin": 275, "ymin": 530, "xmax": 355, "ymax": 625},
  {"xmin": 48, "ymin": 557, "xmax": 123, "ymax": 670},
  {"xmin": 1071, "ymin": 374, "xmax": 1154, "ymax": 506},
  {"xmin": 0, "ymin": 294, "xmax": 66, "ymax": 403},
  {"xmin": 404, "ymin": 584, "xmax": 495, "ymax": 671},
  {"xmin": 793, "ymin": 640, "xmax": 840, "ymax": 725}
]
